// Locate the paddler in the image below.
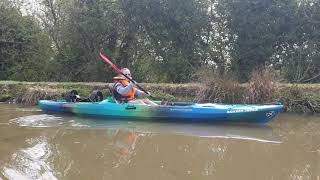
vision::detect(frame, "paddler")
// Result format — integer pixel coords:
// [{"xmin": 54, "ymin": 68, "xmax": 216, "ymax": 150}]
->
[{"xmin": 112, "ymin": 68, "xmax": 157, "ymax": 105}]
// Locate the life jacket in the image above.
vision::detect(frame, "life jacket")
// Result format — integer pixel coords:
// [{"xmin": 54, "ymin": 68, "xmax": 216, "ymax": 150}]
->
[{"xmin": 112, "ymin": 77, "xmax": 136, "ymax": 103}]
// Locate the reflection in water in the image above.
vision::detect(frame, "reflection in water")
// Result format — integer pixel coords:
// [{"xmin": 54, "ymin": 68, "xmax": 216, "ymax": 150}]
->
[
  {"xmin": 1, "ymin": 137, "xmax": 57, "ymax": 180},
  {"xmin": 110, "ymin": 129, "xmax": 139, "ymax": 167},
  {"xmin": 15, "ymin": 108, "xmax": 42, "ymax": 112},
  {"xmin": 10, "ymin": 114, "xmax": 281, "ymax": 144},
  {"xmin": 289, "ymin": 164, "xmax": 312, "ymax": 180},
  {"xmin": 1, "ymin": 104, "xmax": 320, "ymax": 180}
]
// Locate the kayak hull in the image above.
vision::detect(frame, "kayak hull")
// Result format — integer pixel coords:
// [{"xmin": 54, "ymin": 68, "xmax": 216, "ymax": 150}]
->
[{"xmin": 38, "ymin": 100, "xmax": 284, "ymax": 124}]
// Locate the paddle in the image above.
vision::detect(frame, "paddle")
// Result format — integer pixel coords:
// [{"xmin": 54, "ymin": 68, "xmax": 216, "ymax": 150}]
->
[{"xmin": 99, "ymin": 52, "xmax": 150, "ymax": 95}]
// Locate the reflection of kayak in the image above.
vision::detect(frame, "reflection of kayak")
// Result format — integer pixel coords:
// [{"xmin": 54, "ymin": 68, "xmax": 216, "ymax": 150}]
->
[
  {"xmin": 38, "ymin": 98, "xmax": 283, "ymax": 124},
  {"xmin": 85, "ymin": 120, "xmax": 281, "ymax": 144},
  {"xmin": 92, "ymin": 120, "xmax": 281, "ymax": 143},
  {"xmin": 117, "ymin": 121, "xmax": 281, "ymax": 143},
  {"xmin": 157, "ymin": 124, "xmax": 280, "ymax": 143},
  {"xmin": 11, "ymin": 114, "xmax": 281, "ymax": 143}
]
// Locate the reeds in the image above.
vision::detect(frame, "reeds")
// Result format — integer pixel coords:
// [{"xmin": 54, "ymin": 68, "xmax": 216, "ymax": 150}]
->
[
  {"xmin": 245, "ymin": 69, "xmax": 278, "ymax": 104},
  {"xmin": 15, "ymin": 86, "xmax": 62, "ymax": 105},
  {"xmin": 279, "ymin": 85, "xmax": 320, "ymax": 113},
  {"xmin": 193, "ymin": 72, "xmax": 244, "ymax": 103},
  {"xmin": 194, "ymin": 69, "xmax": 278, "ymax": 104},
  {"xmin": 0, "ymin": 81, "xmax": 319, "ymax": 113}
]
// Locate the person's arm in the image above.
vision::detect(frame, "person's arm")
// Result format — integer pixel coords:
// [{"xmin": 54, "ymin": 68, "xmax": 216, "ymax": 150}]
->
[
  {"xmin": 135, "ymin": 89, "xmax": 149, "ymax": 97},
  {"xmin": 116, "ymin": 82, "xmax": 134, "ymax": 95}
]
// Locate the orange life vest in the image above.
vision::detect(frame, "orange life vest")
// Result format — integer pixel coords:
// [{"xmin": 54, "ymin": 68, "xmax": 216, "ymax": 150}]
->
[{"xmin": 113, "ymin": 77, "xmax": 136, "ymax": 102}]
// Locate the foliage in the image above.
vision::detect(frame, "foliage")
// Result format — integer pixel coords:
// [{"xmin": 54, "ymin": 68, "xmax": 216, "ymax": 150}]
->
[
  {"xmin": 0, "ymin": 1, "xmax": 53, "ymax": 81},
  {"xmin": 193, "ymin": 69, "xmax": 244, "ymax": 103},
  {"xmin": 1, "ymin": 81, "xmax": 319, "ymax": 113},
  {"xmin": 279, "ymin": 85, "xmax": 320, "ymax": 113},
  {"xmin": 0, "ymin": 0, "xmax": 319, "ymax": 83},
  {"xmin": 245, "ymin": 69, "xmax": 277, "ymax": 104},
  {"xmin": 271, "ymin": 0, "xmax": 320, "ymax": 83}
]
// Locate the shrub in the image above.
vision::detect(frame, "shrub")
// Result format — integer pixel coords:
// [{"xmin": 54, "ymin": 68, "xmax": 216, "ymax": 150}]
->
[
  {"xmin": 245, "ymin": 69, "xmax": 278, "ymax": 104},
  {"xmin": 193, "ymin": 70, "xmax": 243, "ymax": 103}
]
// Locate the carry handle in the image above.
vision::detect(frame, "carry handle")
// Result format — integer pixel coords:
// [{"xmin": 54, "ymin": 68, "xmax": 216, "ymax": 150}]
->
[{"xmin": 125, "ymin": 105, "xmax": 136, "ymax": 110}]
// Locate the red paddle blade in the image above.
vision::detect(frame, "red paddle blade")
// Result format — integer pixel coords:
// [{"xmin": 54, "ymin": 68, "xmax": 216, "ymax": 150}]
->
[{"xmin": 99, "ymin": 52, "xmax": 121, "ymax": 73}]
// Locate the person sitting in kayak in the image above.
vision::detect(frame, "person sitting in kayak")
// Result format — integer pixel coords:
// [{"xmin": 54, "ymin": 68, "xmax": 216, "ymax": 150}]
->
[{"xmin": 112, "ymin": 68, "xmax": 157, "ymax": 105}]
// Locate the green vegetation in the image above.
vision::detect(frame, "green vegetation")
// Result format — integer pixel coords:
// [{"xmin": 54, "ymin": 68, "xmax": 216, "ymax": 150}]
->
[
  {"xmin": 0, "ymin": 0, "xmax": 319, "ymax": 83},
  {"xmin": 1, "ymin": 0, "xmax": 319, "ymax": 112},
  {"xmin": 0, "ymin": 81, "xmax": 319, "ymax": 113},
  {"xmin": 0, "ymin": 0, "xmax": 54, "ymax": 81}
]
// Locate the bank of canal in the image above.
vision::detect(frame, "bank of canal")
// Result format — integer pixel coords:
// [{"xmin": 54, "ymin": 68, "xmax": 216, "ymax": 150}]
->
[{"xmin": 0, "ymin": 81, "xmax": 319, "ymax": 113}]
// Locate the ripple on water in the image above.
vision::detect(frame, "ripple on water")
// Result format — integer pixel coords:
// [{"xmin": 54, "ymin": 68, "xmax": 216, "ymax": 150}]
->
[
  {"xmin": 10, "ymin": 114, "xmax": 65, "ymax": 128},
  {"xmin": 10, "ymin": 114, "xmax": 91, "ymax": 128},
  {"xmin": 15, "ymin": 108, "xmax": 42, "ymax": 112},
  {"xmin": 1, "ymin": 137, "xmax": 58, "ymax": 180},
  {"xmin": 8, "ymin": 114, "xmax": 282, "ymax": 144}
]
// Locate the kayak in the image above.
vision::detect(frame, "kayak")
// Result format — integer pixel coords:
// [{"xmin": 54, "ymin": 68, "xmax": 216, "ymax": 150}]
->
[{"xmin": 38, "ymin": 98, "xmax": 283, "ymax": 124}]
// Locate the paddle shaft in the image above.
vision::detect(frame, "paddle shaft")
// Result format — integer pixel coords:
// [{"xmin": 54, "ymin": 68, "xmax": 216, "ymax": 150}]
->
[{"xmin": 99, "ymin": 53, "xmax": 150, "ymax": 95}]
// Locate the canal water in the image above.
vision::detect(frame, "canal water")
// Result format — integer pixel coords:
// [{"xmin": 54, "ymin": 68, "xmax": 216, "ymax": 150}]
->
[{"xmin": 0, "ymin": 103, "xmax": 319, "ymax": 180}]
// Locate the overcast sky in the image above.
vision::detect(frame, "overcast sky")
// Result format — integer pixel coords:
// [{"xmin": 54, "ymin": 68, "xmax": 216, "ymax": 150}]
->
[{"xmin": 20, "ymin": 0, "xmax": 40, "ymax": 16}]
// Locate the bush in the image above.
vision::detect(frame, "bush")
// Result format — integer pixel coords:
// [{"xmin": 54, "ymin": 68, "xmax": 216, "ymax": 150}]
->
[
  {"xmin": 193, "ymin": 70, "xmax": 244, "ymax": 103},
  {"xmin": 279, "ymin": 85, "xmax": 320, "ymax": 113},
  {"xmin": 245, "ymin": 69, "xmax": 278, "ymax": 104}
]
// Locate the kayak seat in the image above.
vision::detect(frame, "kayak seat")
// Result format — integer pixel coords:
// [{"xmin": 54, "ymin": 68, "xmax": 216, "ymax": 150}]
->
[
  {"xmin": 89, "ymin": 90, "xmax": 104, "ymax": 102},
  {"xmin": 64, "ymin": 90, "xmax": 80, "ymax": 102}
]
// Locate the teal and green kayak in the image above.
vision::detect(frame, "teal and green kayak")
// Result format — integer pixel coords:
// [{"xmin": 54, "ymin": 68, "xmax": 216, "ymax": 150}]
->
[{"xmin": 38, "ymin": 98, "xmax": 283, "ymax": 124}]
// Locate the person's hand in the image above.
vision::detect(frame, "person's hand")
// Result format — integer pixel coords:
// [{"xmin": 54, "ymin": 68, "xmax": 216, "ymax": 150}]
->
[
  {"xmin": 146, "ymin": 91, "xmax": 151, "ymax": 96},
  {"xmin": 142, "ymin": 91, "xmax": 151, "ymax": 97}
]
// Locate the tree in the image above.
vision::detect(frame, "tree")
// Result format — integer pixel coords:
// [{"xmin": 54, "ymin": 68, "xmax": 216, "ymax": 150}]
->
[
  {"xmin": 277, "ymin": 0, "xmax": 320, "ymax": 83},
  {"xmin": 0, "ymin": 0, "xmax": 53, "ymax": 81}
]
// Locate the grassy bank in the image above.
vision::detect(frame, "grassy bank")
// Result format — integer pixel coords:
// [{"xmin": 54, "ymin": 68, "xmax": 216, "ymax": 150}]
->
[{"xmin": 0, "ymin": 81, "xmax": 319, "ymax": 113}]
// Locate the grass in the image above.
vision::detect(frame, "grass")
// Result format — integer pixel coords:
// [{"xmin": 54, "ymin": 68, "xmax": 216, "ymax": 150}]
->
[{"xmin": 0, "ymin": 81, "xmax": 319, "ymax": 113}]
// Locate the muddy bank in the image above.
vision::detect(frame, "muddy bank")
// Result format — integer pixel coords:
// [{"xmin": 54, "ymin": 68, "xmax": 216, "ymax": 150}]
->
[{"xmin": 0, "ymin": 81, "xmax": 319, "ymax": 113}]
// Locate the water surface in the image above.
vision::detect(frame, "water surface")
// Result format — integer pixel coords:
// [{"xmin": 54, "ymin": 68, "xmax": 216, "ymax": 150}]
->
[{"xmin": 0, "ymin": 104, "xmax": 319, "ymax": 180}]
